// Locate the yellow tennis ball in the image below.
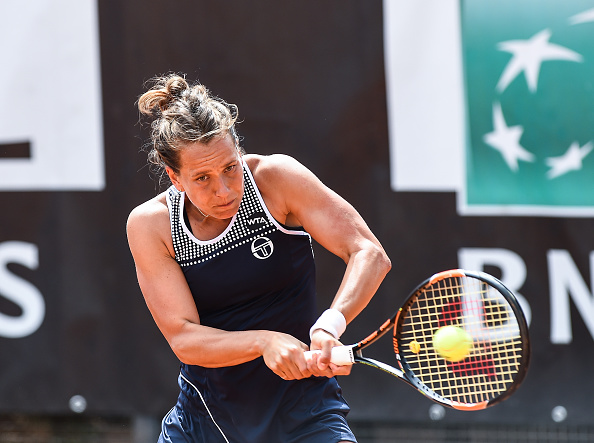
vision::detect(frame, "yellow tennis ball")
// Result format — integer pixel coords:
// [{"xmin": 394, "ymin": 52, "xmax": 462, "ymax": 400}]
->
[
  {"xmin": 409, "ymin": 340, "xmax": 421, "ymax": 354},
  {"xmin": 432, "ymin": 325, "xmax": 472, "ymax": 362}
]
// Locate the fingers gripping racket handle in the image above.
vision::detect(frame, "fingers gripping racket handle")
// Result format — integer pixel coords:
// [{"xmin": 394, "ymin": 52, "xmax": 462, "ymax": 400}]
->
[{"xmin": 304, "ymin": 346, "xmax": 355, "ymax": 366}]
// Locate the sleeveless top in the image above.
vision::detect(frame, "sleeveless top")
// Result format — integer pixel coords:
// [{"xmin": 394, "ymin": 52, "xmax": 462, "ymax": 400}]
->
[{"xmin": 165, "ymin": 161, "xmax": 349, "ymax": 442}]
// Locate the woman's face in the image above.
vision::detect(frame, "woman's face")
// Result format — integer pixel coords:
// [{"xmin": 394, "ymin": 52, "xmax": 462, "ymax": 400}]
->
[{"xmin": 167, "ymin": 134, "xmax": 244, "ymax": 220}]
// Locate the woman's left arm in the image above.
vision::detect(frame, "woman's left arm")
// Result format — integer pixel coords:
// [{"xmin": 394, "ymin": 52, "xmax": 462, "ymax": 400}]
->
[{"xmin": 250, "ymin": 154, "xmax": 392, "ymax": 373}]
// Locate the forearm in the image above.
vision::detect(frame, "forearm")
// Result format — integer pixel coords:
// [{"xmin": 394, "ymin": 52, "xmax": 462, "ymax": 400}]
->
[
  {"xmin": 330, "ymin": 241, "xmax": 391, "ymax": 324},
  {"xmin": 308, "ymin": 242, "xmax": 389, "ymax": 373},
  {"xmin": 168, "ymin": 323, "xmax": 273, "ymax": 367},
  {"xmin": 169, "ymin": 322, "xmax": 312, "ymax": 380}
]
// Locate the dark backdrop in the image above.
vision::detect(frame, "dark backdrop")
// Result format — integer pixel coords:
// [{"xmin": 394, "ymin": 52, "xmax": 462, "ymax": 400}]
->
[{"xmin": 0, "ymin": 0, "xmax": 592, "ymax": 426}]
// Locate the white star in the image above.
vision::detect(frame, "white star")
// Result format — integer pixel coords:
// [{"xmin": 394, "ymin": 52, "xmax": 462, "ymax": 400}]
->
[
  {"xmin": 483, "ymin": 103, "xmax": 535, "ymax": 172},
  {"xmin": 569, "ymin": 8, "xmax": 594, "ymax": 25},
  {"xmin": 545, "ymin": 141, "xmax": 593, "ymax": 179},
  {"xmin": 496, "ymin": 29, "xmax": 583, "ymax": 93}
]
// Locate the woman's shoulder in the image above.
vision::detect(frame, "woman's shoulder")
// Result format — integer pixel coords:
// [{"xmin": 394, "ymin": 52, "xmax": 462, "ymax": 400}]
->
[
  {"xmin": 127, "ymin": 191, "xmax": 170, "ymax": 236},
  {"xmin": 244, "ymin": 153, "xmax": 309, "ymax": 185},
  {"xmin": 243, "ymin": 153, "xmax": 324, "ymax": 227}
]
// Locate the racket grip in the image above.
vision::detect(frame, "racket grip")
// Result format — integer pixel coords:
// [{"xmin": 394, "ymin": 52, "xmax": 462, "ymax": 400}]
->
[{"xmin": 304, "ymin": 346, "xmax": 355, "ymax": 366}]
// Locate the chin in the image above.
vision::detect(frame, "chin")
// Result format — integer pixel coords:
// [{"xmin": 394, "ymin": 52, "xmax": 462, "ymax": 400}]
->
[{"xmin": 214, "ymin": 203, "xmax": 240, "ymax": 219}]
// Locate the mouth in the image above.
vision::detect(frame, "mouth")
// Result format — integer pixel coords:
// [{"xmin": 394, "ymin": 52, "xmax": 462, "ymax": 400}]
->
[{"xmin": 216, "ymin": 198, "xmax": 236, "ymax": 209}]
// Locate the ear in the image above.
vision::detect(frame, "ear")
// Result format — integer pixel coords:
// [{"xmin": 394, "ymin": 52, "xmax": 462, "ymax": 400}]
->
[{"xmin": 166, "ymin": 167, "xmax": 184, "ymax": 192}]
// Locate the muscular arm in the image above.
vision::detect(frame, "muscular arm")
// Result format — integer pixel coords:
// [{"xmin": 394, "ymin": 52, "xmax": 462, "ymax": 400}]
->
[
  {"xmin": 126, "ymin": 196, "xmax": 312, "ymax": 379},
  {"xmin": 250, "ymin": 155, "xmax": 392, "ymax": 369}
]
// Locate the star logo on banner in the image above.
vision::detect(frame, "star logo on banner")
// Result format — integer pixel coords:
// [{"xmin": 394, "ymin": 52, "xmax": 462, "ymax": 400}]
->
[
  {"xmin": 460, "ymin": 4, "xmax": 594, "ymax": 215},
  {"xmin": 545, "ymin": 141, "xmax": 593, "ymax": 179},
  {"xmin": 483, "ymin": 102, "xmax": 535, "ymax": 171},
  {"xmin": 569, "ymin": 8, "xmax": 594, "ymax": 25},
  {"xmin": 496, "ymin": 28, "xmax": 583, "ymax": 93},
  {"xmin": 483, "ymin": 15, "xmax": 594, "ymax": 179}
]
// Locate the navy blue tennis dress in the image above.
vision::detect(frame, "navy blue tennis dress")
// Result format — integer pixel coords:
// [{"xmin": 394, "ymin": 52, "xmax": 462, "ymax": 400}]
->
[{"xmin": 159, "ymin": 161, "xmax": 357, "ymax": 443}]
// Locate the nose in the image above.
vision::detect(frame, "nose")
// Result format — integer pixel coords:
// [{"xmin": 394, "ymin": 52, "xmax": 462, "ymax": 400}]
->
[{"xmin": 213, "ymin": 175, "xmax": 231, "ymax": 198}]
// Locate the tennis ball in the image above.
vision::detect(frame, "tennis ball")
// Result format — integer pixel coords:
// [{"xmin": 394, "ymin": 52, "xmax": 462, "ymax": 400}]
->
[{"xmin": 432, "ymin": 325, "xmax": 472, "ymax": 362}]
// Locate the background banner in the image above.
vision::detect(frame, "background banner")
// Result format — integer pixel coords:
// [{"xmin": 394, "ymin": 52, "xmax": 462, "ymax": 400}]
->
[
  {"xmin": 462, "ymin": 0, "xmax": 594, "ymax": 216},
  {"xmin": 0, "ymin": 0, "xmax": 592, "ymax": 427},
  {"xmin": 0, "ymin": 0, "xmax": 104, "ymax": 191}
]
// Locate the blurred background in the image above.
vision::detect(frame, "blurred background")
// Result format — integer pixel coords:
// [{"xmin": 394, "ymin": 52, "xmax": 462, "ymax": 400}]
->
[{"xmin": 1, "ymin": 0, "xmax": 594, "ymax": 441}]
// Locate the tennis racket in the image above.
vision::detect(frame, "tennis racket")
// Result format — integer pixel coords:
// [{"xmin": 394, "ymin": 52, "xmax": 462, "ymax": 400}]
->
[{"xmin": 306, "ymin": 269, "xmax": 530, "ymax": 411}]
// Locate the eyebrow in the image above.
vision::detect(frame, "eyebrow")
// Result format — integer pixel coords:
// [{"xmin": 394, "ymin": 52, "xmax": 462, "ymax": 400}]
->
[{"xmin": 190, "ymin": 159, "xmax": 239, "ymax": 178}]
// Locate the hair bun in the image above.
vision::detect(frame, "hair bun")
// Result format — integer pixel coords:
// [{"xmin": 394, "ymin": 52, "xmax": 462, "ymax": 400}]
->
[
  {"xmin": 137, "ymin": 74, "xmax": 191, "ymax": 116},
  {"xmin": 165, "ymin": 76, "xmax": 189, "ymax": 99}
]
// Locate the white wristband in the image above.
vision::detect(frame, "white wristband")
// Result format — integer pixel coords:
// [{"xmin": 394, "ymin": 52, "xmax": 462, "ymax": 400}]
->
[{"xmin": 309, "ymin": 309, "xmax": 347, "ymax": 340}]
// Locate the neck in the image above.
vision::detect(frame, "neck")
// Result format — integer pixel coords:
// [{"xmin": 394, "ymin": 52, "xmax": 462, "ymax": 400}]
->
[
  {"xmin": 196, "ymin": 205, "xmax": 210, "ymax": 219},
  {"xmin": 183, "ymin": 194, "xmax": 211, "ymax": 220}
]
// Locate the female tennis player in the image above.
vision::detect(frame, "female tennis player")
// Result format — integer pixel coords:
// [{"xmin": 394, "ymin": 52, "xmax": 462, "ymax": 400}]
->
[{"xmin": 127, "ymin": 73, "xmax": 391, "ymax": 442}]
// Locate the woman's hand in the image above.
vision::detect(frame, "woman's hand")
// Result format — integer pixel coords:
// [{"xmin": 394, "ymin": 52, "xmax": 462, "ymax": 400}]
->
[
  {"xmin": 307, "ymin": 329, "xmax": 352, "ymax": 377},
  {"xmin": 260, "ymin": 331, "xmax": 313, "ymax": 380}
]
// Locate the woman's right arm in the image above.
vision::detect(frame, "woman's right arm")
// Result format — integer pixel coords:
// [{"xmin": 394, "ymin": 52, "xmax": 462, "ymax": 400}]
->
[{"xmin": 126, "ymin": 198, "xmax": 312, "ymax": 379}]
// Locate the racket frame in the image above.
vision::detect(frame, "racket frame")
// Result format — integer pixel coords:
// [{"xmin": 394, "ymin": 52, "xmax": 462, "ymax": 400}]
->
[{"xmin": 343, "ymin": 269, "xmax": 531, "ymax": 410}]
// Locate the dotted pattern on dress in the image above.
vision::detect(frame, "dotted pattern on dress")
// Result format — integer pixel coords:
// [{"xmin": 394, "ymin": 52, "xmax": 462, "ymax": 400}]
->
[{"xmin": 167, "ymin": 165, "xmax": 278, "ymax": 267}]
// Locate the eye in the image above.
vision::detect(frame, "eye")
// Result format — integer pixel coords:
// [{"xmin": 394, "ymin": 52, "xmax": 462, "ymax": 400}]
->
[
  {"xmin": 225, "ymin": 164, "xmax": 237, "ymax": 173},
  {"xmin": 196, "ymin": 175, "xmax": 208, "ymax": 182}
]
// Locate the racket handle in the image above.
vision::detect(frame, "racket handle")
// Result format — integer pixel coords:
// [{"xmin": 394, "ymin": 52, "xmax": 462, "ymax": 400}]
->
[{"xmin": 304, "ymin": 346, "xmax": 355, "ymax": 366}]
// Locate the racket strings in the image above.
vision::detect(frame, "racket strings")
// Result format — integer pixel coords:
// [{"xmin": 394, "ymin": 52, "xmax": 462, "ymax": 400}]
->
[{"xmin": 397, "ymin": 276, "xmax": 526, "ymax": 406}]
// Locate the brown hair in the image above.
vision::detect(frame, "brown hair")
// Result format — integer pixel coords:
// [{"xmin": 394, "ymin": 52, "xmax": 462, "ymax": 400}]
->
[{"xmin": 138, "ymin": 73, "xmax": 240, "ymax": 174}]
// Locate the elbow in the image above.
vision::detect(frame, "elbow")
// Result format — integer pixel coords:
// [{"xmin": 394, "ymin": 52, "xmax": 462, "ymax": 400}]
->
[
  {"xmin": 359, "ymin": 240, "xmax": 391, "ymax": 277},
  {"xmin": 169, "ymin": 333, "xmax": 195, "ymax": 365},
  {"xmin": 376, "ymin": 246, "xmax": 392, "ymax": 277},
  {"xmin": 351, "ymin": 241, "xmax": 392, "ymax": 277}
]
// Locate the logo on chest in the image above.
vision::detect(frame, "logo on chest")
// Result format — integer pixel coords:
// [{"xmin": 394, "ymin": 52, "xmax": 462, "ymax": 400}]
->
[
  {"xmin": 246, "ymin": 211, "xmax": 268, "ymax": 232},
  {"xmin": 251, "ymin": 236, "xmax": 274, "ymax": 260}
]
